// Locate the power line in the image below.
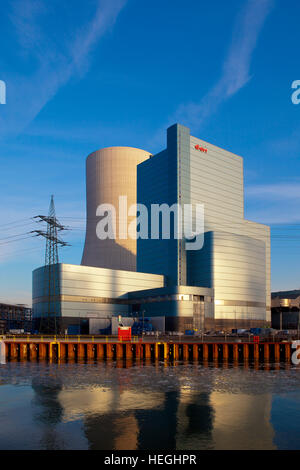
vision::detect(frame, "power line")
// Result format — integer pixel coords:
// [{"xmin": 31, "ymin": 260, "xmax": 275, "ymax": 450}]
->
[
  {"xmin": 0, "ymin": 246, "xmax": 44, "ymax": 260},
  {"xmin": 0, "ymin": 235, "xmax": 34, "ymax": 246},
  {"xmin": 0, "ymin": 217, "xmax": 33, "ymax": 228},
  {"xmin": 32, "ymin": 195, "xmax": 70, "ymax": 334},
  {"xmin": 0, "ymin": 231, "xmax": 32, "ymax": 241}
]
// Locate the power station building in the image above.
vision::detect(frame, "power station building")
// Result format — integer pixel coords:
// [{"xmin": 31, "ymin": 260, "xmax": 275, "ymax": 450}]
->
[
  {"xmin": 137, "ymin": 124, "xmax": 270, "ymax": 330},
  {"xmin": 81, "ymin": 146, "xmax": 151, "ymax": 271},
  {"xmin": 32, "ymin": 124, "xmax": 270, "ymax": 333}
]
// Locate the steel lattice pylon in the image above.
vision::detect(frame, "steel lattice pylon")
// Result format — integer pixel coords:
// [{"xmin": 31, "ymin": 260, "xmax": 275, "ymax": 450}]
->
[{"xmin": 32, "ymin": 195, "xmax": 70, "ymax": 334}]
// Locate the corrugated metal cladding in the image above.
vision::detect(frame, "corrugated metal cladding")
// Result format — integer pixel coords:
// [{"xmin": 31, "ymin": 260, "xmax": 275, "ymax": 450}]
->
[
  {"xmin": 32, "ymin": 264, "xmax": 164, "ymax": 319},
  {"xmin": 81, "ymin": 146, "xmax": 151, "ymax": 272},
  {"xmin": 188, "ymin": 131, "xmax": 270, "ymax": 321},
  {"xmin": 32, "ymin": 123, "xmax": 270, "ymax": 328},
  {"xmin": 137, "ymin": 123, "xmax": 270, "ymax": 324}
]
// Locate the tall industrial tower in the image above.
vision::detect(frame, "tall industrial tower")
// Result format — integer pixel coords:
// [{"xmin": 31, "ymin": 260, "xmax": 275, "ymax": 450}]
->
[
  {"xmin": 81, "ymin": 147, "xmax": 151, "ymax": 271},
  {"xmin": 32, "ymin": 196, "xmax": 69, "ymax": 333}
]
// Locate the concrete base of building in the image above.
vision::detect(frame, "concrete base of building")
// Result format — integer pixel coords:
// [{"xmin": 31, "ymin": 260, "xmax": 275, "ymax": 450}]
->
[
  {"xmin": 33, "ymin": 317, "xmax": 91, "ymax": 335},
  {"xmin": 33, "ymin": 315, "xmax": 270, "ymax": 335},
  {"xmin": 165, "ymin": 316, "xmax": 269, "ymax": 332}
]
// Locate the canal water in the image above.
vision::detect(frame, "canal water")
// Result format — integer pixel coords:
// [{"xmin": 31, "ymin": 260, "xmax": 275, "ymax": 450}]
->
[{"xmin": 0, "ymin": 360, "xmax": 300, "ymax": 450}]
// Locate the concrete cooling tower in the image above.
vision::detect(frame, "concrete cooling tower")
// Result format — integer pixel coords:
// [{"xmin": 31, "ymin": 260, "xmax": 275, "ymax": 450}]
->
[{"xmin": 81, "ymin": 146, "xmax": 151, "ymax": 271}]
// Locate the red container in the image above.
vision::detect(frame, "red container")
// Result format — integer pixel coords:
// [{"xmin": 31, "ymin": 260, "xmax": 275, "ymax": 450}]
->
[{"xmin": 118, "ymin": 326, "xmax": 131, "ymax": 341}]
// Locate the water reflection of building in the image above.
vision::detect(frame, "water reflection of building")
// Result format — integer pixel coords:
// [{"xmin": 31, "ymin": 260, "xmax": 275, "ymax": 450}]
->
[
  {"xmin": 30, "ymin": 365, "xmax": 276, "ymax": 450},
  {"xmin": 168, "ymin": 384, "xmax": 275, "ymax": 450},
  {"xmin": 84, "ymin": 414, "xmax": 139, "ymax": 450},
  {"xmin": 78, "ymin": 386, "xmax": 215, "ymax": 450},
  {"xmin": 134, "ymin": 391, "xmax": 179, "ymax": 449},
  {"xmin": 78, "ymin": 389, "xmax": 211, "ymax": 450},
  {"xmin": 31, "ymin": 377, "xmax": 64, "ymax": 450},
  {"xmin": 175, "ymin": 389, "xmax": 214, "ymax": 450},
  {"xmin": 58, "ymin": 372, "xmax": 215, "ymax": 449},
  {"xmin": 59, "ymin": 386, "xmax": 166, "ymax": 450},
  {"xmin": 78, "ymin": 390, "xmax": 180, "ymax": 450}
]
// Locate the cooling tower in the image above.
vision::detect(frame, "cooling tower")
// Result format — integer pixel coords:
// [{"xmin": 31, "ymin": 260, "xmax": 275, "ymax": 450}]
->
[{"xmin": 81, "ymin": 146, "xmax": 151, "ymax": 271}]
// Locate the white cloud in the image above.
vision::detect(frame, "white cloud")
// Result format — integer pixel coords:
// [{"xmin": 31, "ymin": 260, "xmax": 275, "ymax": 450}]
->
[
  {"xmin": 0, "ymin": 0, "xmax": 127, "ymax": 139},
  {"xmin": 173, "ymin": 0, "xmax": 274, "ymax": 131},
  {"xmin": 246, "ymin": 183, "xmax": 300, "ymax": 200},
  {"xmin": 246, "ymin": 208, "xmax": 300, "ymax": 225},
  {"xmin": 245, "ymin": 183, "xmax": 300, "ymax": 225},
  {"xmin": 9, "ymin": 0, "xmax": 47, "ymax": 55}
]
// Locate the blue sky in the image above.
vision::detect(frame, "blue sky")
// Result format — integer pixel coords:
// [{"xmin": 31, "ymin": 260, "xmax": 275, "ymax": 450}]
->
[{"xmin": 0, "ymin": 0, "xmax": 299, "ymax": 305}]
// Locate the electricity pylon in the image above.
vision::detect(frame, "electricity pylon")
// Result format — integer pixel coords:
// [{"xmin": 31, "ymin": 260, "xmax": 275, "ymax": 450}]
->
[{"xmin": 31, "ymin": 196, "xmax": 70, "ymax": 334}]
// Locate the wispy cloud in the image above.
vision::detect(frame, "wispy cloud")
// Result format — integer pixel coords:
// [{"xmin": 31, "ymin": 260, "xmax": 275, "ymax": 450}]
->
[
  {"xmin": 246, "ymin": 206, "xmax": 300, "ymax": 225},
  {"xmin": 0, "ymin": 0, "xmax": 127, "ymax": 139},
  {"xmin": 173, "ymin": 0, "xmax": 274, "ymax": 131},
  {"xmin": 246, "ymin": 183, "xmax": 300, "ymax": 200},
  {"xmin": 9, "ymin": 0, "xmax": 47, "ymax": 56},
  {"xmin": 70, "ymin": 0, "xmax": 125, "ymax": 74},
  {"xmin": 245, "ymin": 182, "xmax": 300, "ymax": 225},
  {"xmin": 21, "ymin": 120, "xmax": 150, "ymax": 148}
]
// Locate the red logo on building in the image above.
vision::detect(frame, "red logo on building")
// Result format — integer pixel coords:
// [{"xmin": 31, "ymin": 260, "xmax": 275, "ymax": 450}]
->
[{"xmin": 195, "ymin": 144, "xmax": 207, "ymax": 153}]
